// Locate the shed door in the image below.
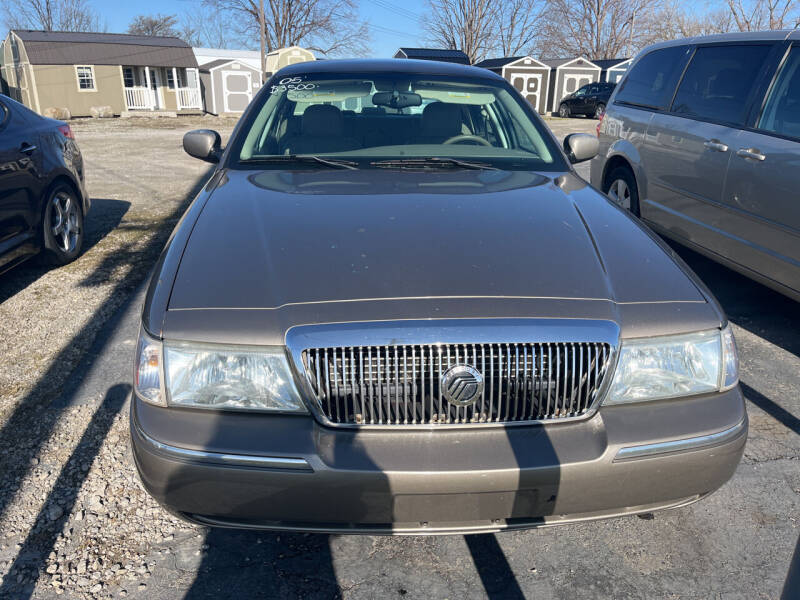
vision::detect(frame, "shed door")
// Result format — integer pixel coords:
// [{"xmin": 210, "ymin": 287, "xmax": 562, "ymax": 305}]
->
[
  {"xmin": 222, "ymin": 70, "xmax": 253, "ymax": 113},
  {"xmin": 510, "ymin": 72, "xmax": 543, "ymax": 113},
  {"xmin": 563, "ymin": 73, "xmax": 594, "ymax": 98}
]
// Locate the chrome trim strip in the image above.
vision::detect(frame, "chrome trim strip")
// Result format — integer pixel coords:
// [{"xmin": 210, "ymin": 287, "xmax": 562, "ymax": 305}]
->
[
  {"xmin": 135, "ymin": 427, "xmax": 313, "ymax": 471},
  {"xmin": 614, "ymin": 419, "xmax": 747, "ymax": 461}
]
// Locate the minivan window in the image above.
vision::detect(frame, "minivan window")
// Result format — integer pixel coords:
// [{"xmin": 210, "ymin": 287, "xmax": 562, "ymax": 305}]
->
[
  {"xmin": 758, "ymin": 46, "xmax": 800, "ymax": 139},
  {"xmin": 614, "ymin": 46, "xmax": 689, "ymax": 109},
  {"xmin": 671, "ymin": 44, "xmax": 771, "ymax": 126}
]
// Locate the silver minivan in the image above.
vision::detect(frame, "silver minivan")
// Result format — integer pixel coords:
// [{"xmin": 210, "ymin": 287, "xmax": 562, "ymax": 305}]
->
[{"xmin": 591, "ymin": 30, "xmax": 800, "ymax": 302}]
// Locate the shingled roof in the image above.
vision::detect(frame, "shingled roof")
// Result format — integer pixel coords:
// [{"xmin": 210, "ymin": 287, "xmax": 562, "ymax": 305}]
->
[{"xmin": 12, "ymin": 30, "xmax": 197, "ymax": 68}]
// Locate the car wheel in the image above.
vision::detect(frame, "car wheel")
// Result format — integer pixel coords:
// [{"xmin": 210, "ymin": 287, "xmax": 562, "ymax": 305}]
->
[
  {"xmin": 41, "ymin": 184, "xmax": 84, "ymax": 265},
  {"xmin": 595, "ymin": 103, "xmax": 606, "ymax": 119},
  {"xmin": 558, "ymin": 103, "xmax": 570, "ymax": 118},
  {"xmin": 603, "ymin": 167, "xmax": 641, "ymax": 217}
]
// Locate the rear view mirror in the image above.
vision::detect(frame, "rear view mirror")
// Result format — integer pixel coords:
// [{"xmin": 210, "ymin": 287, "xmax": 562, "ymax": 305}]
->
[
  {"xmin": 372, "ymin": 91, "xmax": 422, "ymax": 109},
  {"xmin": 564, "ymin": 133, "xmax": 599, "ymax": 164},
  {"xmin": 183, "ymin": 129, "xmax": 222, "ymax": 163}
]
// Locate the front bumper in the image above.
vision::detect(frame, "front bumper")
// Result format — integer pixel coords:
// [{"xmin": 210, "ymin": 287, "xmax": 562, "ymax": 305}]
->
[{"xmin": 131, "ymin": 388, "xmax": 747, "ymax": 535}]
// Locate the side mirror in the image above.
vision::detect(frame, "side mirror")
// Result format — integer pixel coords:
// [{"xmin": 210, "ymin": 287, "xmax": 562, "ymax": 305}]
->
[
  {"xmin": 183, "ymin": 129, "xmax": 222, "ymax": 163},
  {"xmin": 564, "ymin": 133, "xmax": 599, "ymax": 164}
]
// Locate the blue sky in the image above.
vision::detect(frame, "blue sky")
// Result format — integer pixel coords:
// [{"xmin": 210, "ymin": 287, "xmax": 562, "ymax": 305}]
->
[{"xmin": 94, "ymin": 0, "xmax": 430, "ymax": 58}]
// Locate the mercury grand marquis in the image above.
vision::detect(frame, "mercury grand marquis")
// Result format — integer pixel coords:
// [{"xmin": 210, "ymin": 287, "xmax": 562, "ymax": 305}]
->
[{"xmin": 131, "ymin": 59, "xmax": 747, "ymax": 534}]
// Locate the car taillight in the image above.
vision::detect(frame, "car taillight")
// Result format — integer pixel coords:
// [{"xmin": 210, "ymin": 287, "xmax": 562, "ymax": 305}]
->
[
  {"xmin": 596, "ymin": 113, "xmax": 604, "ymax": 136},
  {"xmin": 57, "ymin": 124, "xmax": 74, "ymax": 139}
]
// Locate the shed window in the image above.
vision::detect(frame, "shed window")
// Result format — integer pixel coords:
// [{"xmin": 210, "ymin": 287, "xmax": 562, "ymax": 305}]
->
[
  {"xmin": 123, "ymin": 67, "xmax": 134, "ymax": 87},
  {"xmin": 76, "ymin": 65, "xmax": 96, "ymax": 90},
  {"xmin": 167, "ymin": 69, "xmax": 175, "ymax": 89}
]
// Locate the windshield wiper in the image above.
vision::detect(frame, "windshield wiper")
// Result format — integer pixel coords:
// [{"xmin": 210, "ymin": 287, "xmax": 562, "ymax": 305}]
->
[
  {"xmin": 241, "ymin": 155, "xmax": 359, "ymax": 170},
  {"xmin": 370, "ymin": 157, "xmax": 499, "ymax": 171}
]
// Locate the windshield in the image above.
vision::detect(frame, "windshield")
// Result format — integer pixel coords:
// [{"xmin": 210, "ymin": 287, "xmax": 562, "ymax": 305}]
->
[{"xmin": 232, "ymin": 72, "xmax": 566, "ymax": 171}]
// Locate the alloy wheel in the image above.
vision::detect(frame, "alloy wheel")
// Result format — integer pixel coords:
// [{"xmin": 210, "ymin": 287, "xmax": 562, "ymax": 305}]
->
[
  {"xmin": 50, "ymin": 191, "xmax": 80, "ymax": 254},
  {"xmin": 607, "ymin": 178, "xmax": 632, "ymax": 211}
]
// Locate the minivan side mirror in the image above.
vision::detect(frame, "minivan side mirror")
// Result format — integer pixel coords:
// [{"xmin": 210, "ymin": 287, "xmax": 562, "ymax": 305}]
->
[
  {"xmin": 183, "ymin": 129, "xmax": 222, "ymax": 163},
  {"xmin": 564, "ymin": 133, "xmax": 599, "ymax": 164}
]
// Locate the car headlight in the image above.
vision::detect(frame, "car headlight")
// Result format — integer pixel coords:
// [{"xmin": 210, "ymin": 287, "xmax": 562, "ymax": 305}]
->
[
  {"xmin": 604, "ymin": 325, "xmax": 738, "ymax": 405},
  {"xmin": 133, "ymin": 328, "xmax": 307, "ymax": 412}
]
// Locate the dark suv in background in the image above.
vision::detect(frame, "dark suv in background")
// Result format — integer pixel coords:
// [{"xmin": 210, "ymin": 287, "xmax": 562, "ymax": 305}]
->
[
  {"xmin": 592, "ymin": 30, "xmax": 800, "ymax": 302},
  {"xmin": 558, "ymin": 82, "xmax": 616, "ymax": 119}
]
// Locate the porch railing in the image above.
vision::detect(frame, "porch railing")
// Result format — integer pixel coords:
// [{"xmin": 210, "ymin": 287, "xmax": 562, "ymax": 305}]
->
[
  {"xmin": 176, "ymin": 87, "xmax": 202, "ymax": 110},
  {"xmin": 124, "ymin": 86, "xmax": 155, "ymax": 110}
]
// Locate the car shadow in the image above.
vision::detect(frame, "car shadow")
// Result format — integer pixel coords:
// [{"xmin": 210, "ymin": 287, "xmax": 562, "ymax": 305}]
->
[
  {"xmin": 0, "ymin": 197, "xmax": 129, "ymax": 304},
  {"xmin": 665, "ymin": 240, "xmax": 800, "ymax": 357}
]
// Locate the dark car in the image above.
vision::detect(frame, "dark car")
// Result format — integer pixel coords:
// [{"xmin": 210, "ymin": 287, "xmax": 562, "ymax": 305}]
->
[
  {"xmin": 558, "ymin": 82, "xmax": 616, "ymax": 118},
  {"xmin": 132, "ymin": 59, "xmax": 745, "ymax": 535},
  {"xmin": 0, "ymin": 93, "xmax": 88, "ymax": 275},
  {"xmin": 592, "ymin": 30, "xmax": 800, "ymax": 302}
]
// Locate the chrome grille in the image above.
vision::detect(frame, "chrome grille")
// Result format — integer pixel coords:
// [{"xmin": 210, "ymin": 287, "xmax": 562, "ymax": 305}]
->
[{"xmin": 302, "ymin": 342, "xmax": 611, "ymax": 426}]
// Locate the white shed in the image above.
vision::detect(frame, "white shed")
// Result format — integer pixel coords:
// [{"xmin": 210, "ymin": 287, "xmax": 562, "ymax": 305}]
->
[
  {"xmin": 265, "ymin": 46, "xmax": 315, "ymax": 75},
  {"xmin": 199, "ymin": 58, "xmax": 262, "ymax": 115},
  {"xmin": 542, "ymin": 57, "xmax": 602, "ymax": 114}
]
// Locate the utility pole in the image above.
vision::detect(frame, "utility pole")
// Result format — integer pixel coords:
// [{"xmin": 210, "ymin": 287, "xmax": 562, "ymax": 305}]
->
[{"xmin": 259, "ymin": 0, "xmax": 267, "ymax": 83}]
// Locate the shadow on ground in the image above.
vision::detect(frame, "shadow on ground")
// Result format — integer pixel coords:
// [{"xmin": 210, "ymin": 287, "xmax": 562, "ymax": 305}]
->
[{"xmin": 0, "ymin": 198, "xmax": 130, "ymax": 304}]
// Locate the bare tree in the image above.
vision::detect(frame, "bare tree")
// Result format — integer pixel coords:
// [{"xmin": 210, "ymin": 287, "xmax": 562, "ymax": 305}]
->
[
  {"xmin": 127, "ymin": 14, "xmax": 179, "ymax": 37},
  {"xmin": 495, "ymin": 0, "xmax": 546, "ymax": 57},
  {"xmin": 179, "ymin": 8, "xmax": 234, "ymax": 48},
  {"xmin": 536, "ymin": 0, "xmax": 655, "ymax": 60},
  {"xmin": 1, "ymin": 0, "xmax": 103, "ymax": 32},
  {"xmin": 640, "ymin": 1, "xmax": 733, "ymax": 43},
  {"xmin": 726, "ymin": 0, "xmax": 800, "ymax": 30},
  {"xmin": 424, "ymin": 0, "xmax": 497, "ymax": 63},
  {"xmin": 206, "ymin": 0, "xmax": 370, "ymax": 56}
]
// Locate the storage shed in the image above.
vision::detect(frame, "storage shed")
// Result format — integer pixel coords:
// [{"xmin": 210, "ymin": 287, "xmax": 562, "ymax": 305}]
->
[
  {"xmin": 0, "ymin": 29, "xmax": 201, "ymax": 116},
  {"xmin": 475, "ymin": 56, "xmax": 550, "ymax": 114},
  {"xmin": 393, "ymin": 48, "xmax": 471, "ymax": 65},
  {"xmin": 199, "ymin": 58, "xmax": 261, "ymax": 115},
  {"xmin": 265, "ymin": 46, "xmax": 315, "ymax": 74},
  {"xmin": 595, "ymin": 58, "xmax": 632, "ymax": 83},
  {"xmin": 542, "ymin": 57, "xmax": 601, "ymax": 114}
]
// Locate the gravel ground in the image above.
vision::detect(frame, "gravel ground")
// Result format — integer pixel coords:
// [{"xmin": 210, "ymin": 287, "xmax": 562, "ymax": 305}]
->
[{"xmin": 0, "ymin": 116, "xmax": 797, "ymax": 600}]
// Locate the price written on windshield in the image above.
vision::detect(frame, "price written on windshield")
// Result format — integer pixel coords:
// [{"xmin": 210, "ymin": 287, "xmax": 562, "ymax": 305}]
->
[{"xmin": 271, "ymin": 77, "xmax": 317, "ymax": 93}]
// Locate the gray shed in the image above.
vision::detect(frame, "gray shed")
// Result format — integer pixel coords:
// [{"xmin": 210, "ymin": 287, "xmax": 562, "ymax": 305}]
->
[
  {"xmin": 475, "ymin": 56, "xmax": 550, "ymax": 114},
  {"xmin": 199, "ymin": 58, "xmax": 261, "ymax": 115},
  {"xmin": 596, "ymin": 58, "xmax": 632, "ymax": 83},
  {"xmin": 542, "ymin": 57, "xmax": 601, "ymax": 114}
]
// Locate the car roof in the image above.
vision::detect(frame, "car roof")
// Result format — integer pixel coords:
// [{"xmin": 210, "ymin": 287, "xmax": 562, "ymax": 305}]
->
[
  {"xmin": 641, "ymin": 29, "xmax": 798, "ymax": 54},
  {"xmin": 273, "ymin": 58, "xmax": 504, "ymax": 81}
]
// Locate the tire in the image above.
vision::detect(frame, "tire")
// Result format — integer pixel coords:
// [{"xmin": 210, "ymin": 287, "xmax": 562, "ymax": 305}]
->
[
  {"xmin": 558, "ymin": 103, "xmax": 570, "ymax": 118},
  {"xmin": 41, "ymin": 183, "xmax": 84, "ymax": 265},
  {"xmin": 594, "ymin": 103, "xmax": 606, "ymax": 119},
  {"xmin": 603, "ymin": 166, "xmax": 641, "ymax": 217}
]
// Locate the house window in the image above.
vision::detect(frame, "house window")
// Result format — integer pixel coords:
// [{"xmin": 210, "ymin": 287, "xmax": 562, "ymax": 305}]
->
[
  {"xmin": 76, "ymin": 65, "xmax": 96, "ymax": 91},
  {"xmin": 123, "ymin": 67, "xmax": 134, "ymax": 88},
  {"xmin": 167, "ymin": 68, "xmax": 175, "ymax": 89}
]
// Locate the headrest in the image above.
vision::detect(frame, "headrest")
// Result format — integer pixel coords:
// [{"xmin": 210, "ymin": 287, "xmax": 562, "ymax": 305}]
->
[
  {"xmin": 302, "ymin": 104, "xmax": 343, "ymax": 137},
  {"xmin": 421, "ymin": 102, "xmax": 462, "ymax": 137}
]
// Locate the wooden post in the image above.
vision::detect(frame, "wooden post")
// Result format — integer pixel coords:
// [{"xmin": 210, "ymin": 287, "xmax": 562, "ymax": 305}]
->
[
  {"xmin": 172, "ymin": 67, "xmax": 179, "ymax": 109},
  {"xmin": 144, "ymin": 66, "xmax": 152, "ymax": 109}
]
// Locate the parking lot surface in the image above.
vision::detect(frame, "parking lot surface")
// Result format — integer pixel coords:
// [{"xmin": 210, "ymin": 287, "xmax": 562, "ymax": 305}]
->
[{"xmin": 0, "ymin": 116, "xmax": 797, "ymax": 599}]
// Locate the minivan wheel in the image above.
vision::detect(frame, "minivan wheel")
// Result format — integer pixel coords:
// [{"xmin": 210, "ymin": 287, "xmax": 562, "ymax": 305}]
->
[
  {"xmin": 595, "ymin": 103, "xmax": 606, "ymax": 119},
  {"xmin": 558, "ymin": 103, "xmax": 570, "ymax": 118},
  {"xmin": 41, "ymin": 184, "xmax": 84, "ymax": 265},
  {"xmin": 603, "ymin": 167, "xmax": 641, "ymax": 217}
]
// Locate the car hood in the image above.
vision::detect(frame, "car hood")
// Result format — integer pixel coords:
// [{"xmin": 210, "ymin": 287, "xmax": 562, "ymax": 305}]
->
[{"xmin": 168, "ymin": 168, "xmax": 705, "ymax": 312}]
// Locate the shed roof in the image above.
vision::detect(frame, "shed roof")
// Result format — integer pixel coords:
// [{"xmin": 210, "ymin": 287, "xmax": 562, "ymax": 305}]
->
[
  {"xmin": 593, "ymin": 58, "xmax": 629, "ymax": 70},
  {"xmin": 394, "ymin": 48, "xmax": 470, "ymax": 64},
  {"xmin": 11, "ymin": 30, "xmax": 197, "ymax": 67},
  {"xmin": 541, "ymin": 57, "xmax": 599, "ymax": 69},
  {"xmin": 475, "ymin": 56, "xmax": 548, "ymax": 69},
  {"xmin": 199, "ymin": 58, "xmax": 260, "ymax": 72}
]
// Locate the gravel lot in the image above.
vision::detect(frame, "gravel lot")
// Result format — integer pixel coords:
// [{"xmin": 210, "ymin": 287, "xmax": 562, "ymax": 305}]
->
[{"xmin": 0, "ymin": 116, "xmax": 797, "ymax": 600}]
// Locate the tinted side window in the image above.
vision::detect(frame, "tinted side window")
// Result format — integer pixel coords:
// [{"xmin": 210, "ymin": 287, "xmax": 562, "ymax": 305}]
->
[
  {"xmin": 671, "ymin": 44, "xmax": 771, "ymax": 126},
  {"xmin": 758, "ymin": 46, "xmax": 800, "ymax": 139},
  {"xmin": 615, "ymin": 46, "xmax": 690, "ymax": 109}
]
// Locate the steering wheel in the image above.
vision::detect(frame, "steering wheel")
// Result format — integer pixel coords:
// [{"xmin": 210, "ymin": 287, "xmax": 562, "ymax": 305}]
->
[{"xmin": 443, "ymin": 134, "xmax": 492, "ymax": 146}]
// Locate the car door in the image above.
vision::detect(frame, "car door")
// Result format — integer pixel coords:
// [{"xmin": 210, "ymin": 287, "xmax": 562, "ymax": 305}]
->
[
  {"xmin": 641, "ymin": 43, "xmax": 777, "ymax": 252},
  {"xmin": 583, "ymin": 84, "xmax": 601, "ymax": 113},
  {"xmin": 720, "ymin": 44, "xmax": 800, "ymax": 294},
  {"xmin": 0, "ymin": 98, "xmax": 40, "ymax": 249},
  {"xmin": 569, "ymin": 85, "xmax": 590, "ymax": 113}
]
